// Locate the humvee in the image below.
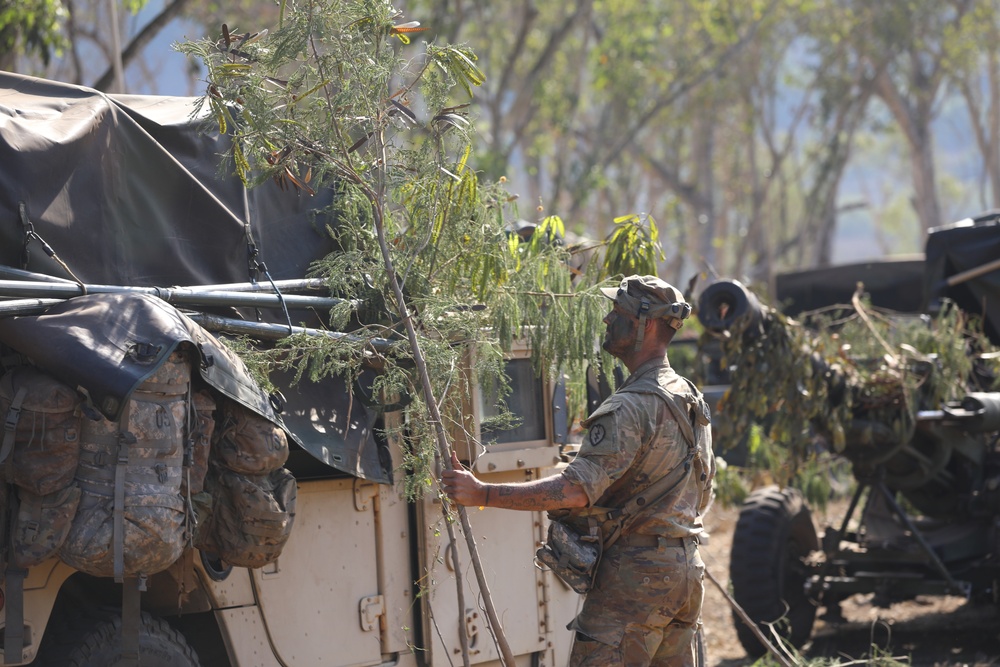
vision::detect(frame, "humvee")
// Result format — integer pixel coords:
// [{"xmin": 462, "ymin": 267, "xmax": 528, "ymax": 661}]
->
[{"xmin": 0, "ymin": 72, "xmax": 584, "ymax": 666}]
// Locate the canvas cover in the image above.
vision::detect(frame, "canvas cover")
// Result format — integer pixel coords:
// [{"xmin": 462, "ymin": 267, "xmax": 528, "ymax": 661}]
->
[
  {"xmin": 0, "ymin": 71, "xmax": 390, "ymax": 484},
  {"xmin": 775, "ymin": 256, "xmax": 926, "ymax": 316},
  {"xmin": 924, "ymin": 211, "xmax": 1000, "ymax": 346}
]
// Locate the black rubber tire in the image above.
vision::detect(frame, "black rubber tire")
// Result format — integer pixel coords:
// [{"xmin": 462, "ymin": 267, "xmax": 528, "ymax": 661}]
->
[
  {"xmin": 729, "ymin": 485, "xmax": 819, "ymax": 658},
  {"xmin": 66, "ymin": 612, "xmax": 201, "ymax": 667}
]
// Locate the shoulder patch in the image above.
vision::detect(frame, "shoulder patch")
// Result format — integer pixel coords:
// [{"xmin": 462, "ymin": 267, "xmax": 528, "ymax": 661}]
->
[
  {"xmin": 700, "ymin": 399, "xmax": 712, "ymax": 425},
  {"xmin": 589, "ymin": 423, "xmax": 606, "ymax": 446}
]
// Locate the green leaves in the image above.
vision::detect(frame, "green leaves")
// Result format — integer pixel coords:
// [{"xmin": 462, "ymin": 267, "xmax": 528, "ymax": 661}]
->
[
  {"xmin": 602, "ymin": 213, "xmax": 665, "ymax": 278},
  {"xmin": 0, "ymin": 0, "xmax": 69, "ymax": 65},
  {"xmin": 709, "ymin": 283, "xmax": 1000, "ymax": 505},
  {"xmin": 428, "ymin": 45, "xmax": 487, "ymax": 98}
]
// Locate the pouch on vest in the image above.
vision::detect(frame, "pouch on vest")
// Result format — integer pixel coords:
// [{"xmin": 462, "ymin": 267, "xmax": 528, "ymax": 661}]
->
[
  {"xmin": 212, "ymin": 398, "xmax": 288, "ymax": 475},
  {"xmin": 59, "ymin": 351, "xmax": 189, "ymax": 579},
  {"xmin": 195, "ymin": 465, "xmax": 296, "ymax": 568},
  {"xmin": 535, "ymin": 518, "xmax": 602, "ymax": 595},
  {"xmin": 0, "ymin": 366, "xmax": 82, "ymax": 496},
  {"xmin": 11, "ymin": 484, "xmax": 81, "ymax": 568}
]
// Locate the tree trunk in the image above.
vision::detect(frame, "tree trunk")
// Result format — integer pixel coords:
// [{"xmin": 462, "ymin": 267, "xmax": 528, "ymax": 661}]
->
[
  {"xmin": 694, "ymin": 112, "xmax": 717, "ymax": 275},
  {"xmin": 873, "ymin": 68, "xmax": 942, "ymax": 238},
  {"xmin": 909, "ymin": 120, "xmax": 942, "ymax": 236},
  {"xmin": 91, "ymin": 0, "xmax": 192, "ymax": 92}
]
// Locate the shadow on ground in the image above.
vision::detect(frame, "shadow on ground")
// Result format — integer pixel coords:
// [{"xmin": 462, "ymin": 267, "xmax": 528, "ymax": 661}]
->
[{"xmin": 712, "ymin": 601, "xmax": 1000, "ymax": 666}]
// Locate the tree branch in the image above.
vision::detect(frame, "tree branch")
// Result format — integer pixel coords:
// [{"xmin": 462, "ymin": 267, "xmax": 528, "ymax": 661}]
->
[{"xmin": 92, "ymin": 0, "xmax": 193, "ymax": 92}]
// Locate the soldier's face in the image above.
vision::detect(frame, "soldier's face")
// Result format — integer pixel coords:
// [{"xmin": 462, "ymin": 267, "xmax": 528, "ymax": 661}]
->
[{"xmin": 602, "ymin": 304, "xmax": 637, "ymax": 358}]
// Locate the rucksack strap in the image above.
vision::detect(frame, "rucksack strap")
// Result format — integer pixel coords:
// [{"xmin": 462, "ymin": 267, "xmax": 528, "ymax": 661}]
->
[
  {"xmin": 183, "ymin": 382, "xmax": 196, "ymax": 547},
  {"xmin": 113, "ymin": 400, "xmax": 135, "ymax": 583},
  {"xmin": 4, "ymin": 487, "xmax": 26, "ymax": 664},
  {"xmin": 0, "ymin": 386, "xmax": 27, "ymax": 470}
]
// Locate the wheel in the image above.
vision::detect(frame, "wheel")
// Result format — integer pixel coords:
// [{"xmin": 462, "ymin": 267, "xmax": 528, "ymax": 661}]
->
[
  {"xmin": 729, "ymin": 485, "xmax": 820, "ymax": 658},
  {"xmin": 65, "ymin": 612, "xmax": 201, "ymax": 667}
]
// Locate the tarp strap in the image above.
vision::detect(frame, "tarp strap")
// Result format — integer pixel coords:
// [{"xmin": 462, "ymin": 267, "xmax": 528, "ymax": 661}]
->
[
  {"xmin": 18, "ymin": 200, "xmax": 87, "ymax": 291},
  {"xmin": 18, "ymin": 201, "xmax": 31, "ymax": 270}
]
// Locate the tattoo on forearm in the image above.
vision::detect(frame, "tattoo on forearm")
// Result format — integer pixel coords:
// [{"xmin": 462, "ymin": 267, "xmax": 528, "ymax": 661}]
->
[
  {"xmin": 491, "ymin": 476, "xmax": 580, "ymax": 511},
  {"xmin": 542, "ymin": 485, "xmax": 567, "ymax": 503}
]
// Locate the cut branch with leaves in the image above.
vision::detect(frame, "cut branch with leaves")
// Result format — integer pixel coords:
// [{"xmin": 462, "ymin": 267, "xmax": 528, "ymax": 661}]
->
[{"xmin": 178, "ymin": 2, "xmax": 634, "ymax": 664}]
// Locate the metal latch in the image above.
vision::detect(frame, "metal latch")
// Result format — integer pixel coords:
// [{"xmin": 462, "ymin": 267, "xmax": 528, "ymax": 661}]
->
[
  {"xmin": 359, "ymin": 595, "xmax": 385, "ymax": 632},
  {"xmin": 354, "ymin": 480, "xmax": 378, "ymax": 511}
]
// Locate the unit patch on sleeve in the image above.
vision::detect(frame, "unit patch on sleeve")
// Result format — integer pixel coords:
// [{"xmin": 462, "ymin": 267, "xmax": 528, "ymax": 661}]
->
[{"xmin": 589, "ymin": 423, "xmax": 606, "ymax": 446}]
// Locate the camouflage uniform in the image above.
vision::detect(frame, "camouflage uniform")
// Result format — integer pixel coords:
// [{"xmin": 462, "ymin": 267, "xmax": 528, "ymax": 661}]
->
[{"xmin": 562, "ymin": 354, "xmax": 714, "ymax": 667}]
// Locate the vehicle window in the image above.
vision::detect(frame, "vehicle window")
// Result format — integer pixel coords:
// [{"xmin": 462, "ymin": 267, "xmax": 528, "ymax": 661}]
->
[{"xmin": 479, "ymin": 359, "xmax": 546, "ymax": 445}]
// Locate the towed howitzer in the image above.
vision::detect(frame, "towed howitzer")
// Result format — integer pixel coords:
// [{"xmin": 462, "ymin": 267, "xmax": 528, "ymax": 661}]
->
[{"xmin": 698, "ymin": 279, "xmax": 1000, "ymax": 657}]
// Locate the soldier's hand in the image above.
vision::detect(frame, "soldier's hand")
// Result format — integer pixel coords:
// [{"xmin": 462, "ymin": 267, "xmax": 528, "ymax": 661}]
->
[{"xmin": 441, "ymin": 451, "xmax": 487, "ymax": 507}]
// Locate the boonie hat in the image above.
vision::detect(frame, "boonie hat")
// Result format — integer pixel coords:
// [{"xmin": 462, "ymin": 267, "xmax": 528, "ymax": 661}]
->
[{"xmin": 601, "ymin": 275, "xmax": 691, "ymax": 349}]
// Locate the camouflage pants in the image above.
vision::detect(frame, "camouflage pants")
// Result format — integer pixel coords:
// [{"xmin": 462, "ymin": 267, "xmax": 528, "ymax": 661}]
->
[{"xmin": 568, "ymin": 539, "xmax": 704, "ymax": 667}]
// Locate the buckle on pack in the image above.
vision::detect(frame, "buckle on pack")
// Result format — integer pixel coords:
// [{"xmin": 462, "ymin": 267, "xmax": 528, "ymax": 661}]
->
[{"xmin": 4, "ymin": 406, "xmax": 21, "ymax": 432}]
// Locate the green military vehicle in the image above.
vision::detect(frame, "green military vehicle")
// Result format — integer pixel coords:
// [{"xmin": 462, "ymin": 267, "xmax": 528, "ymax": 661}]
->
[{"xmin": 0, "ymin": 72, "xmax": 585, "ymax": 667}]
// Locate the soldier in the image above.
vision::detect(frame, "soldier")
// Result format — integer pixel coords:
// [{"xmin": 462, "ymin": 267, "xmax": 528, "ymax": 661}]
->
[{"xmin": 443, "ymin": 274, "xmax": 715, "ymax": 667}]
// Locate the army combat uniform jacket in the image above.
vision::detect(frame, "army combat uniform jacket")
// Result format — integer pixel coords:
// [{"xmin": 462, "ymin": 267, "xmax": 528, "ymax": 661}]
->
[{"xmin": 562, "ymin": 354, "xmax": 714, "ymax": 666}]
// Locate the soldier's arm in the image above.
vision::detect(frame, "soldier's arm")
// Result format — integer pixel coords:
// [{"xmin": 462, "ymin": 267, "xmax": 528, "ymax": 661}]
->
[{"xmin": 442, "ymin": 452, "xmax": 589, "ymax": 510}]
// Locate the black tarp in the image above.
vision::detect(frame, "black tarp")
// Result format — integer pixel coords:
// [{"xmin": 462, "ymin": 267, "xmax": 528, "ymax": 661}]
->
[
  {"xmin": 0, "ymin": 293, "xmax": 285, "ymax": 425},
  {"xmin": 775, "ymin": 256, "xmax": 926, "ymax": 316},
  {"xmin": 0, "ymin": 71, "xmax": 391, "ymax": 484},
  {"xmin": 925, "ymin": 210, "xmax": 1000, "ymax": 346}
]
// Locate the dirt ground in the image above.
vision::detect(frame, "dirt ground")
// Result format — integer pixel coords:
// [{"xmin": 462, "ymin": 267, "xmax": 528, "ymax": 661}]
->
[{"xmin": 700, "ymin": 501, "xmax": 1000, "ymax": 666}]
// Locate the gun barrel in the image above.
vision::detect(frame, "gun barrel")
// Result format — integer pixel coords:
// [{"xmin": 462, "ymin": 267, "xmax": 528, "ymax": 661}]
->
[
  {"xmin": 952, "ymin": 393, "xmax": 1000, "ymax": 432},
  {"xmin": 697, "ymin": 280, "xmax": 762, "ymax": 334}
]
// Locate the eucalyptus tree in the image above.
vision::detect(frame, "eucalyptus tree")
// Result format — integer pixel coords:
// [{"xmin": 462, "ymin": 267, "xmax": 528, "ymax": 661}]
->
[
  {"xmin": 0, "ymin": 0, "xmax": 69, "ymax": 71},
  {"xmin": 832, "ymin": 0, "xmax": 976, "ymax": 237},
  {"xmin": 951, "ymin": 0, "xmax": 1000, "ymax": 210},
  {"xmin": 1, "ymin": 0, "xmax": 155, "ymax": 88},
  {"xmin": 780, "ymin": 2, "xmax": 882, "ymax": 270},
  {"xmin": 406, "ymin": 0, "xmax": 782, "ymax": 285}
]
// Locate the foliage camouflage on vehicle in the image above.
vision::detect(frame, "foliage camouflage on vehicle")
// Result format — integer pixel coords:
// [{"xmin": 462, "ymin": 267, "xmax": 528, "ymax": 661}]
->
[{"xmin": 702, "ymin": 283, "xmax": 1000, "ymax": 506}]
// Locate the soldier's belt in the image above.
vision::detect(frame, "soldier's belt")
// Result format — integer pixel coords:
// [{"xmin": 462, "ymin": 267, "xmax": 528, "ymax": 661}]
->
[{"xmin": 618, "ymin": 534, "xmax": 695, "ymax": 548}]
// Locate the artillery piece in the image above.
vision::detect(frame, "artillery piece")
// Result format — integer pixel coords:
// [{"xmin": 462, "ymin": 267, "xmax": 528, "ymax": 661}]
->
[{"xmin": 698, "ymin": 277, "xmax": 1000, "ymax": 657}]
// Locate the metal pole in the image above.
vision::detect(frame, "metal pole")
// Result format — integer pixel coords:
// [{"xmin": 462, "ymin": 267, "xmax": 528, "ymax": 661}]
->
[
  {"xmin": 0, "ymin": 266, "xmax": 326, "ymax": 292},
  {"xmin": 180, "ymin": 279, "xmax": 327, "ymax": 293},
  {"xmin": 873, "ymin": 481, "xmax": 969, "ymax": 597},
  {"xmin": 946, "ymin": 257, "xmax": 1000, "ymax": 287},
  {"xmin": 0, "ymin": 298, "xmax": 64, "ymax": 316},
  {"xmin": 0, "ymin": 266, "xmax": 76, "ymax": 284},
  {"xmin": 185, "ymin": 312, "xmax": 400, "ymax": 354},
  {"xmin": 0, "ymin": 281, "xmax": 354, "ymax": 311}
]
